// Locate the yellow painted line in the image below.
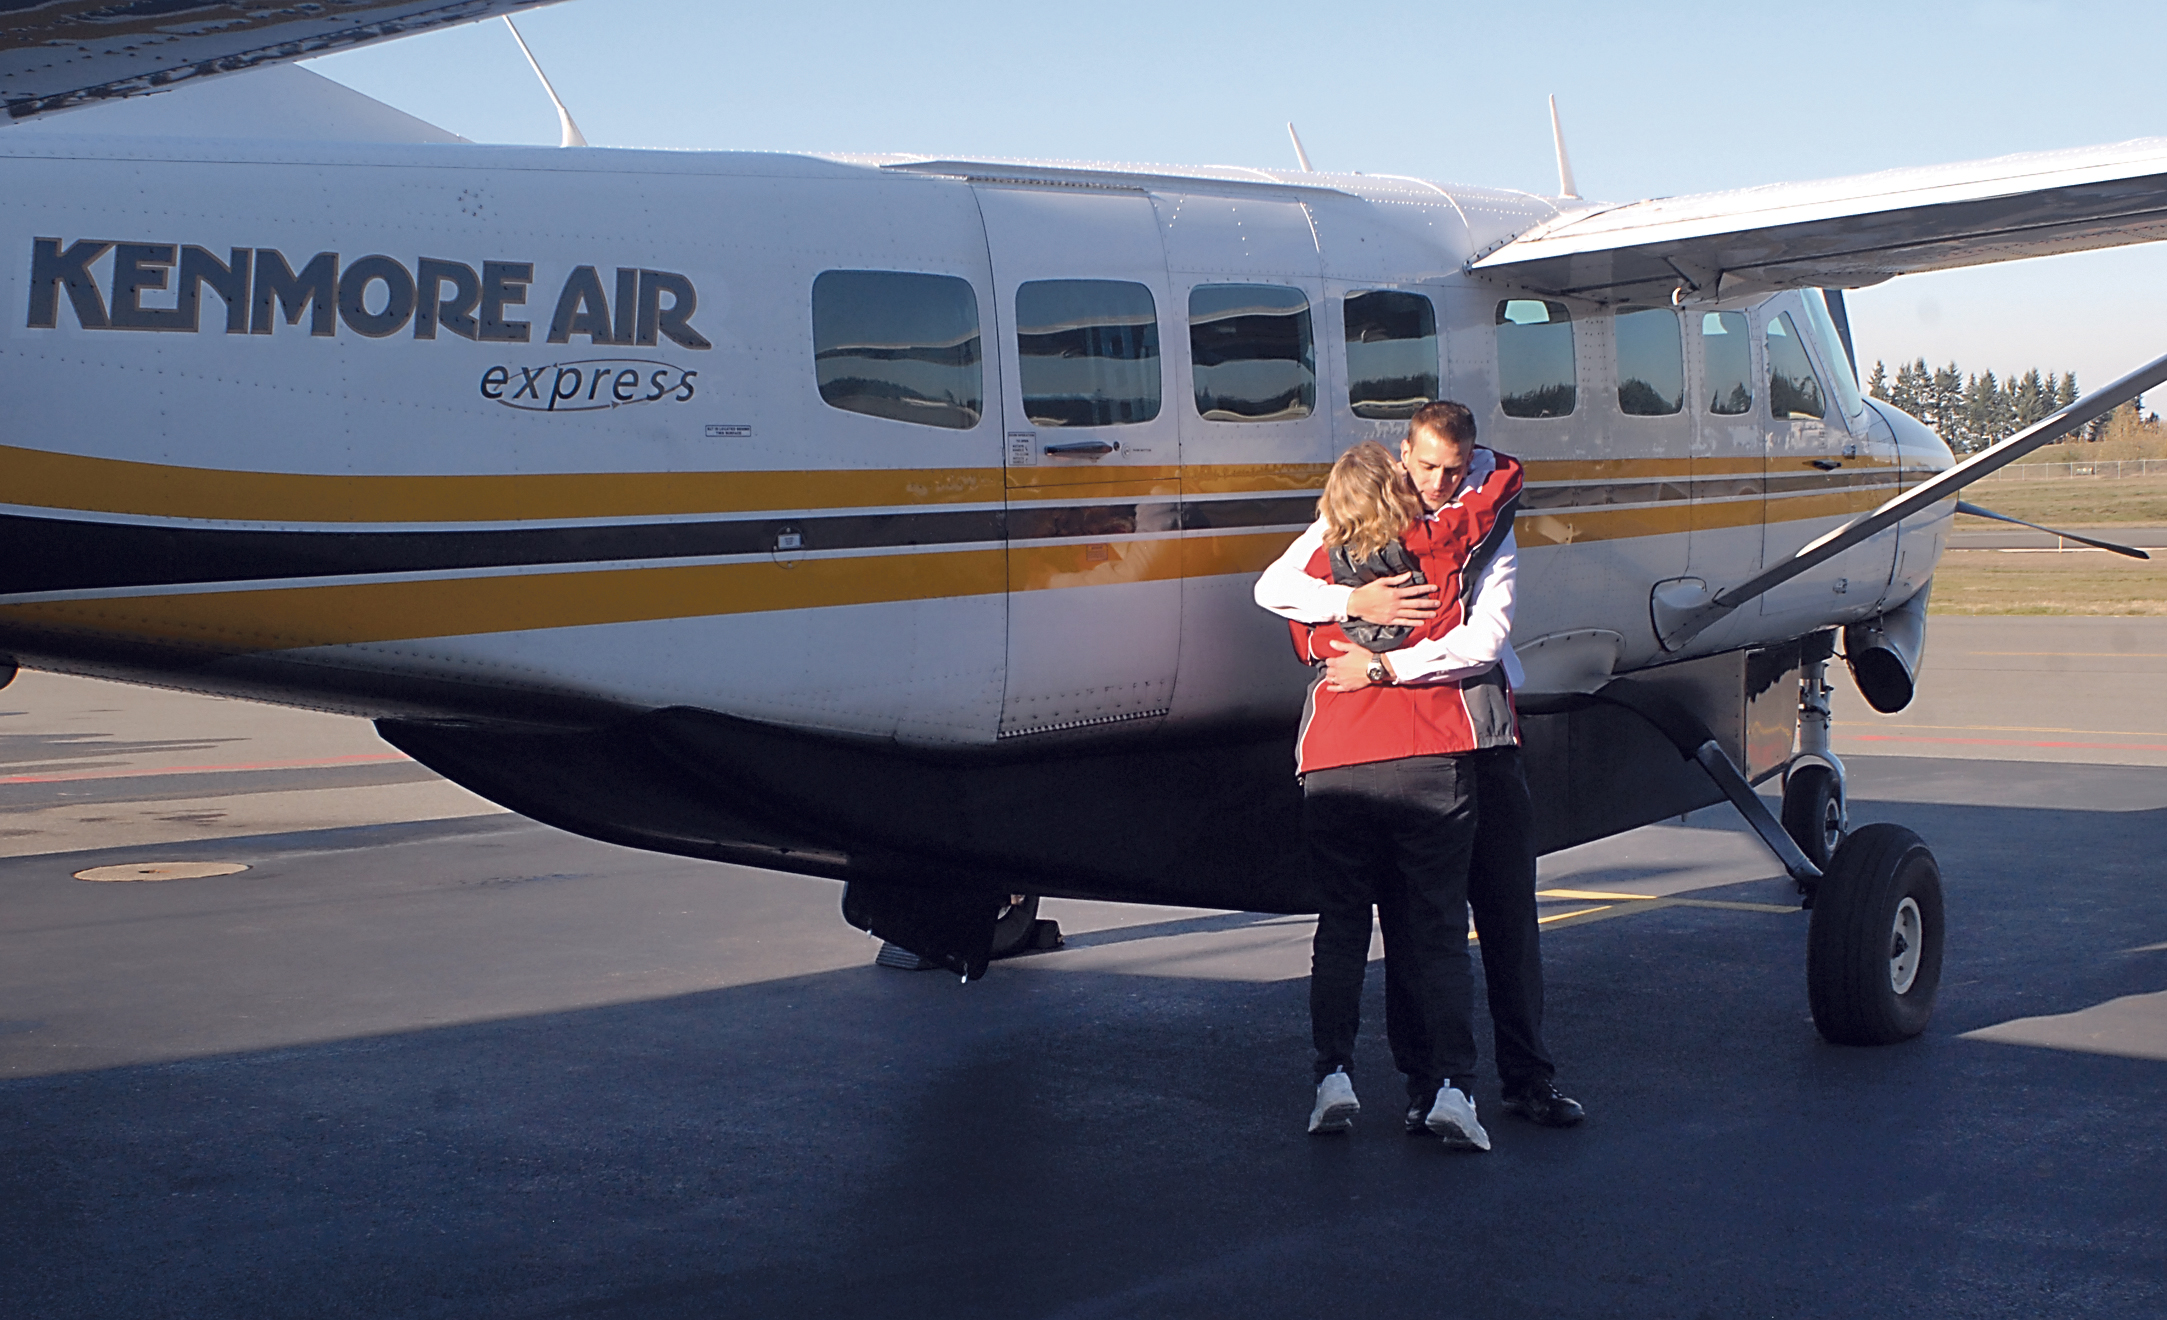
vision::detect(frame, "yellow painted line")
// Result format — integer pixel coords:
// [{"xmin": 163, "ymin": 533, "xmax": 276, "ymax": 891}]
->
[
  {"xmin": 1538, "ymin": 905, "xmax": 1612, "ymax": 924},
  {"xmin": 1528, "ymin": 894, "xmax": 1801, "ymax": 932},
  {"xmin": 1536, "ymin": 888, "xmax": 1661, "ymax": 901}
]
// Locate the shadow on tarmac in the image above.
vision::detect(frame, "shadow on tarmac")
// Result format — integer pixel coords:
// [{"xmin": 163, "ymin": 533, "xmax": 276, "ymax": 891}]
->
[{"xmin": 2, "ymin": 782, "xmax": 2164, "ymax": 1318}]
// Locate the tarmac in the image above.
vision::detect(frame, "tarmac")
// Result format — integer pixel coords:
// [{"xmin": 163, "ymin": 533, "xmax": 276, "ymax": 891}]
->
[{"xmin": 2, "ymin": 616, "xmax": 2163, "ymax": 1318}]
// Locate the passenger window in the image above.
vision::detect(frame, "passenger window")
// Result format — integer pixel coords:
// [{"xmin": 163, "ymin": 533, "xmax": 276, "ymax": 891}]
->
[
  {"xmin": 1496, "ymin": 299, "xmax": 1575, "ymax": 418},
  {"xmin": 1614, "ymin": 308, "xmax": 1683, "ymax": 416},
  {"xmin": 1015, "ymin": 279, "xmax": 1161, "ymax": 427},
  {"xmin": 1801, "ymin": 291, "xmax": 1866, "ymax": 418},
  {"xmin": 1190, "ymin": 284, "xmax": 1315, "ymax": 421},
  {"xmin": 1766, "ymin": 311, "xmax": 1826, "ymax": 420},
  {"xmin": 1344, "ymin": 290, "xmax": 1438, "ymax": 420},
  {"xmin": 1701, "ymin": 311, "xmax": 1753, "ymax": 415},
  {"xmin": 812, "ymin": 269, "xmax": 982, "ymax": 429}
]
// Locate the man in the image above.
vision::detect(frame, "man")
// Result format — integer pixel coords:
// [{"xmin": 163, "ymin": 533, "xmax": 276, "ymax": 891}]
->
[{"xmin": 1253, "ymin": 400, "xmax": 1583, "ymax": 1147}]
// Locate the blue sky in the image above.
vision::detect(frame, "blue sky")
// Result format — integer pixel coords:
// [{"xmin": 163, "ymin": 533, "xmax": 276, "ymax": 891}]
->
[{"xmin": 308, "ymin": 0, "xmax": 2167, "ymax": 396}]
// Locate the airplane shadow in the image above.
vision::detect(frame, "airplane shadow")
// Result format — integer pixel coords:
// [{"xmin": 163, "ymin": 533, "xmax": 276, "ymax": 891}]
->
[{"xmin": 2, "ymin": 781, "xmax": 2165, "ymax": 1318}]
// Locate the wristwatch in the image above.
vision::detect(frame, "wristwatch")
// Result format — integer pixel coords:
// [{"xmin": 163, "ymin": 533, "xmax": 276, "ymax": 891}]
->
[{"xmin": 1365, "ymin": 655, "xmax": 1390, "ymax": 685}]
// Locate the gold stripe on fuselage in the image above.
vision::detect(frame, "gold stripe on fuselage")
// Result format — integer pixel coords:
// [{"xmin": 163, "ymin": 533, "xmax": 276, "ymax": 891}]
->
[
  {"xmin": 0, "ymin": 445, "xmax": 1943, "ymax": 654},
  {"xmin": 0, "ymin": 445, "xmax": 1924, "ymax": 525},
  {"xmin": 0, "ymin": 532, "xmax": 1310, "ymax": 653},
  {"xmin": 0, "ymin": 445, "xmax": 1334, "ymax": 522}
]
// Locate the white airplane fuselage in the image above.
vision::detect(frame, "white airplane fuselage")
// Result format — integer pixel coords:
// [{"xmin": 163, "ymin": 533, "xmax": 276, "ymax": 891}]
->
[
  {"xmin": 0, "ymin": 137, "xmax": 1958, "ymax": 927},
  {"xmin": 0, "ymin": 138, "xmax": 1951, "ymax": 735}
]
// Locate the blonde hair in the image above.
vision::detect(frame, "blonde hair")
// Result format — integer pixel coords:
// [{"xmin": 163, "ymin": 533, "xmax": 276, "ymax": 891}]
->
[{"xmin": 1318, "ymin": 441, "xmax": 1424, "ymax": 562}]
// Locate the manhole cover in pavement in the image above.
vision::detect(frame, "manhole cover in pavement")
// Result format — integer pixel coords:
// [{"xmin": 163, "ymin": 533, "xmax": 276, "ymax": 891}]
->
[{"xmin": 73, "ymin": 862, "xmax": 250, "ymax": 882}]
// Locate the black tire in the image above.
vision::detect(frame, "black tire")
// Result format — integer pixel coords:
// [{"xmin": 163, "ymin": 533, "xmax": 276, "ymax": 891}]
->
[
  {"xmin": 1807, "ymin": 823, "xmax": 1944, "ymax": 1045},
  {"xmin": 1781, "ymin": 762, "xmax": 1843, "ymax": 870},
  {"xmin": 988, "ymin": 894, "xmax": 1041, "ymax": 960}
]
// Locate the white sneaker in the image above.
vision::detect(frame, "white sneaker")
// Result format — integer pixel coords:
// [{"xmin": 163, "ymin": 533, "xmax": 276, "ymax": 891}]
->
[
  {"xmin": 1424, "ymin": 1085, "xmax": 1492, "ymax": 1151},
  {"xmin": 1308, "ymin": 1069, "xmax": 1360, "ymax": 1134}
]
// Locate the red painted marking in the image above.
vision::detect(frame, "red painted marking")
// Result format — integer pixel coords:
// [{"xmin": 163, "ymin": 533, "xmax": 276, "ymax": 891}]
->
[
  {"xmin": 1845, "ymin": 733, "xmax": 2167, "ymax": 752},
  {"xmin": 0, "ymin": 752, "xmax": 410, "ymax": 785}
]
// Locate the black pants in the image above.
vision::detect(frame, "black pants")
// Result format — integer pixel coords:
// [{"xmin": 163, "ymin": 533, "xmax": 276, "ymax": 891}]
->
[{"xmin": 1304, "ymin": 748, "xmax": 1554, "ymax": 1106}]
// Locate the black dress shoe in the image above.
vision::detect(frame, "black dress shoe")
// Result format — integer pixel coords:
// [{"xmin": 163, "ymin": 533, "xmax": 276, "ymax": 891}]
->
[{"xmin": 1501, "ymin": 1080, "xmax": 1585, "ymax": 1127}]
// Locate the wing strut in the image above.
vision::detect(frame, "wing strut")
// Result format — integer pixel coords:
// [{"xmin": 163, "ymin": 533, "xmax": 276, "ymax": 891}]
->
[
  {"xmin": 1655, "ymin": 348, "xmax": 2167, "ymax": 649},
  {"xmin": 1589, "ymin": 679, "xmax": 1821, "ymax": 894},
  {"xmin": 1953, "ymin": 501, "xmax": 2150, "ymax": 559}
]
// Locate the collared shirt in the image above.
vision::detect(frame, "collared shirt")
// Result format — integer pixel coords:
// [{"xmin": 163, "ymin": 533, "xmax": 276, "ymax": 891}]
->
[{"xmin": 1253, "ymin": 450, "xmax": 1525, "ymax": 689}]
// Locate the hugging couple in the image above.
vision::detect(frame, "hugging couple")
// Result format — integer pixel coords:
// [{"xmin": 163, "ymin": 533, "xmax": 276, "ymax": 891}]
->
[{"xmin": 1253, "ymin": 400, "xmax": 1584, "ymax": 1149}]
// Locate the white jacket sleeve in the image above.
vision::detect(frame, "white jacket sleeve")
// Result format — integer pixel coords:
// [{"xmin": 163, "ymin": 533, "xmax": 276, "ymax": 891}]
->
[
  {"xmin": 1383, "ymin": 532, "xmax": 1522, "ymax": 686},
  {"xmin": 1251, "ymin": 518, "xmax": 1352, "ymax": 623}
]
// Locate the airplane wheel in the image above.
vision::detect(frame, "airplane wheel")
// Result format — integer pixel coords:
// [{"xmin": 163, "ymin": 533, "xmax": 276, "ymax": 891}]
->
[
  {"xmin": 989, "ymin": 894, "xmax": 1041, "ymax": 959},
  {"xmin": 1781, "ymin": 762, "xmax": 1843, "ymax": 869},
  {"xmin": 1807, "ymin": 824, "xmax": 1943, "ymax": 1045}
]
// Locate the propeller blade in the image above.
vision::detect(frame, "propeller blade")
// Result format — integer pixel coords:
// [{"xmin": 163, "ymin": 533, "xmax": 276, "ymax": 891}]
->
[
  {"xmin": 1954, "ymin": 500, "xmax": 2150, "ymax": 559},
  {"xmin": 1657, "ymin": 347, "xmax": 2167, "ymax": 648}
]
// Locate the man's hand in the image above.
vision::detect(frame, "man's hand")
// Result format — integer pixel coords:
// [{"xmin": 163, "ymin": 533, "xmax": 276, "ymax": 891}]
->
[
  {"xmin": 1324, "ymin": 641, "xmax": 1392, "ymax": 692},
  {"xmin": 1345, "ymin": 572, "xmax": 1438, "ymax": 627}
]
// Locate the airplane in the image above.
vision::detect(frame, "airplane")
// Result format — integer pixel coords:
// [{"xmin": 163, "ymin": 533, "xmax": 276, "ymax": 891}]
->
[{"xmin": 4, "ymin": 0, "xmax": 2165, "ymax": 1049}]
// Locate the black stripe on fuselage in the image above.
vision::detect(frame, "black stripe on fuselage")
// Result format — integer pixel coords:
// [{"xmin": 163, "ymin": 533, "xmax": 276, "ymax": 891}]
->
[
  {"xmin": 0, "ymin": 493, "xmax": 1328, "ymax": 595},
  {"xmin": 1520, "ymin": 468, "xmax": 1911, "ymax": 511},
  {"xmin": 0, "ymin": 470, "xmax": 1921, "ymax": 598}
]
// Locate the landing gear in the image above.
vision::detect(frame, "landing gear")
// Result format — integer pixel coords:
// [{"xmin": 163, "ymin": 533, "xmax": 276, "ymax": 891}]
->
[
  {"xmin": 868, "ymin": 892, "xmax": 1063, "ymax": 973},
  {"xmin": 1591, "ymin": 669, "xmax": 1943, "ymax": 1046},
  {"xmin": 1780, "ymin": 763, "xmax": 1843, "ymax": 870},
  {"xmin": 1781, "ymin": 641, "xmax": 1847, "ymax": 871},
  {"xmin": 1806, "ymin": 824, "xmax": 1944, "ymax": 1044}
]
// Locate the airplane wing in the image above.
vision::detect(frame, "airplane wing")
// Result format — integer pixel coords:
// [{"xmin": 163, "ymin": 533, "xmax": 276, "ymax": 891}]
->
[
  {"xmin": 1, "ymin": 0, "xmax": 565, "ymax": 121},
  {"xmin": 1469, "ymin": 137, "xmax": 2167, "ymax": 304}
]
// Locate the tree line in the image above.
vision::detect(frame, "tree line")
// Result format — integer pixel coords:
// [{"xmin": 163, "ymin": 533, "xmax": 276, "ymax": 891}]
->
[
  {"xmin": 1865, "ymin": 358, "xmax": 2089, "ymax": 453},
  {"xmin": 1864, "ymin": 357, "xmax": 2164, "ymax": 453}
]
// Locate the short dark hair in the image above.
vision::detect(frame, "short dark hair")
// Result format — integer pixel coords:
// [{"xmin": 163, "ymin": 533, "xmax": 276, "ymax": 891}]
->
[{"xmin": 1408, "ymin": 400, "xmax": 1477, "ymax": 447}]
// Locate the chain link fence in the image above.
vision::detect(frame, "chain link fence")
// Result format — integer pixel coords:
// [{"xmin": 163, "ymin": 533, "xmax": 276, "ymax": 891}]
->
[{"xmin": 1978, "ymin": 458, "xmax": 2167, "ymax": 482}]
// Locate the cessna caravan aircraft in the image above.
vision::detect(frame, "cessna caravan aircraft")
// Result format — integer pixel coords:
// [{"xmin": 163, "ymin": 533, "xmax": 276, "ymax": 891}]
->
[{"xmin": 5, "ymin": 1, "xmax": 2166, "ymax": 1047}]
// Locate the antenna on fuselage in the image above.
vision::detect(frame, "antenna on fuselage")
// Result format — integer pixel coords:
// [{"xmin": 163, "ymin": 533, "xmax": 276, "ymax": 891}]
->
[
  {"xmin": 504, "ymin": 15, "xmax": 588, "ymax": 148},
  {"xmin": 1286, "ymin": 122, "xmax": 1315, "ymax": 173},
  {"xmin": 1547, "ymin": 94, "xmax": 1578, "ymax": 200}
]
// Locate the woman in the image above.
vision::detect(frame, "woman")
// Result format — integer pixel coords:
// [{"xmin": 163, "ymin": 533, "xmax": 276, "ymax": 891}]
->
[{"xmin": 1274, "ymin": 430, "xmax": 1530, "ymax": 1149}]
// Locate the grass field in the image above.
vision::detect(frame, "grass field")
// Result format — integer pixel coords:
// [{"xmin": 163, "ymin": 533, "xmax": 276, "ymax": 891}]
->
[
  {"xmin": 1930, "ymin": 548, "xmax": 2167, "ymax": 614},
  {"xmin": 2009, "ymin": 432, "xmax": 2167, "ymax": 464},
  {"xmin": 1955, "ymin": 476, "xmax": 2167, "ymax": 528}
]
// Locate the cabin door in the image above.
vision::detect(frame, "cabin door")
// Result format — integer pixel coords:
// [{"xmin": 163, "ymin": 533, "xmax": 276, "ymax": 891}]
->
[
  {"xmin": 1759, "ymin": 297, "xmax": 1899, "ymax": 617},
  {"xmin": 973, "ymin": 184, "xmax": 1183, "ymax": 741}
]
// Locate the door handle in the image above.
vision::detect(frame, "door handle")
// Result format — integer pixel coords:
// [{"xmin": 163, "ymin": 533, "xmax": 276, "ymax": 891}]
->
[
  {"xmin": 1809, "ymin": 459, "xmax": 1842, "ymax": 471},
  {"xmin": 1045, "ymin": 440, "xmax": 1118, "ymax": 457}
]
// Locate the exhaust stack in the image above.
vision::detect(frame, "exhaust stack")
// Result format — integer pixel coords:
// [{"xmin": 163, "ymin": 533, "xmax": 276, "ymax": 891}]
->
[{"xmin": 1843, "ymin": 586, "xmax": 1930, "ymax": 713}]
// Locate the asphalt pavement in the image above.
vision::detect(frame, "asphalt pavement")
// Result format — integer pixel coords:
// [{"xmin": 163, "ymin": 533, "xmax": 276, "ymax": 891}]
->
[{"xmin": 2, "ymin": 623, "xmax": 2163, "ymax": 1319}]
